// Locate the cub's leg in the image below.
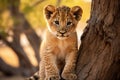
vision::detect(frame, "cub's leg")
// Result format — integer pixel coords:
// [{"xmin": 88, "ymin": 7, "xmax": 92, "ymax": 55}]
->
[
  {"xmin": 44, "ymin": 54, "xmax": 60, "ymax": 80},
  {"xmin": 62, "ymin": 50, "xmax": 78, "ymax": 80},
  {"xmin": 39, "ymin": 60, "xmax": 45, "ymax": 80}
]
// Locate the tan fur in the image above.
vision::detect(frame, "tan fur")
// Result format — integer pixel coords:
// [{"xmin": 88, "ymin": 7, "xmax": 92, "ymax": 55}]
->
[{"xmin": 39, "ymin": 5, "xmax": 82, "ymax": 80}]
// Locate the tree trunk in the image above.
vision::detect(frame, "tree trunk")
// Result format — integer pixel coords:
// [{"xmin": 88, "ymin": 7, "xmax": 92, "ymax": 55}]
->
[
  {"xmin": 8, "ymin": 0, "xmax": 41, "ymax": 64},
  {"xmin": 76, "ymin": 0, "xmax": 120, "ymax": 80},
  {"xmin": 0, "ymin": 29, "xmax": 35, "ymax": 76},
  {"xmin": 0, "ymin": 0, "xmax": 41, "ymax": 76},
  {"xmin": 0, "ymin": 58, "xmax": 21, "ymax": 76}
]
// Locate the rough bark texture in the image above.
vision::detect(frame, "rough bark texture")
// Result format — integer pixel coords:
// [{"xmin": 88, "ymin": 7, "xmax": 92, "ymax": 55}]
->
[{"xmin": 76, "ymin": 0, "xmax": 120, "ymax": 80}]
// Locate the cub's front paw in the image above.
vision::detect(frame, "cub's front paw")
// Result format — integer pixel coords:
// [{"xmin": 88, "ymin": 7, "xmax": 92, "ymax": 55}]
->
[
  {"xmin": 45, "ymin": 75, "xmax": 60, "ymax": 80},
  {"xmin": 62, "ymin": 73, "xmax": 77, "ymax": 80}
]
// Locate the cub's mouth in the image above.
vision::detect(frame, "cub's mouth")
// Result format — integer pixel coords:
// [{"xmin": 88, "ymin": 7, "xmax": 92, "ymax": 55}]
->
[
  {"xmin": 56, "ymin": 34, "xmax": 68, "ymax": 37},
  {"xmin": 57, "ymin": 30, "xmax": 68, "ymax": 36},
  {"xmin": 56, "ymin": 33, "xmax": 69, "ymax": 39}
]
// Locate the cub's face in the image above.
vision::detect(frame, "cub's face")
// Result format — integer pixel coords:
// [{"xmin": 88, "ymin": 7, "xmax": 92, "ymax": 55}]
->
[{"xmin": 44, "ymin": 5, "xmax": 83, "ymax": 39}]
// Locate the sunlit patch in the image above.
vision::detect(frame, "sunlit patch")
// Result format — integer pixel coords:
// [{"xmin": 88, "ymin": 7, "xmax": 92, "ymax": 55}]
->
[
  {"xmin": 0, "ymin": 47, "xmax": 19, "ymax": 67},
  {"xmin": 83, "ymin": 0, "xmax": 92, "ymax": 2},
  {"xmin": 7, "ymin": 36, "xmax": 13, "ymax": 42},
  {"xmin": 20, "ymin": 33, "xmax": 38, "ymax": 66},
  {"xmin": 20, "ymin": 33, "xmax": 29, "ymax": 46},
  {"xmin": 1, "ymin": 10, "xmax": 13, "ymax": 29}
]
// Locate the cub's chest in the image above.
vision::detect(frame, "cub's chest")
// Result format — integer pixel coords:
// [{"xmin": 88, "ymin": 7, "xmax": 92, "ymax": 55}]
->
[
  {"xmin": 55, "ymin": 40, "xmax": 71, "ymax": 58},
  {"xmin": 58, "ymin": 41, "xmax": 68, "ymax": 53}
]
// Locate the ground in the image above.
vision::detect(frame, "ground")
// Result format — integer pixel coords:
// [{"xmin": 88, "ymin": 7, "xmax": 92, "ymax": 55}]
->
[{"xmin": 0, "ymin": 72, "xmax": 24, "ymax": 80}]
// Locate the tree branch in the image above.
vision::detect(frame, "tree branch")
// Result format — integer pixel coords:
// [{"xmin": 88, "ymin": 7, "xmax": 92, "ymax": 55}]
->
[{"xmin": 0, "ymin": 58, "xmax": 21, "ymax": 76}]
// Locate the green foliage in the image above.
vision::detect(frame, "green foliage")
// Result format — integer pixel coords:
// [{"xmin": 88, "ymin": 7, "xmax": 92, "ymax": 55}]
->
[
  {"xmin": 21, "ymin": 0, "xmax": 91, "ymax": 28},
  {"xmin": 23, "ymin": 5, "xmax": 34, "ymax": 13},
  {"xmin": 0, "ymin": 0, "xmax": 91, "ymax": 30},
  {"xmin": 0, "ymin": 29, "xmax": 8, "ymax": 37},
  {"xmin": 0, "ymin": 0, "xmax": 8, "ymax": 10},
  {"xmin": 20, "ymin": 0, "xmax": 57, "ymax": 28}
]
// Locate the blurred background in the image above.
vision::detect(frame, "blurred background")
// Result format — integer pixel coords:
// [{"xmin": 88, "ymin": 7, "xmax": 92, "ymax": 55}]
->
[{"xmin": 0, "ymin": 0, "xmax": 91, "ymax": 80}]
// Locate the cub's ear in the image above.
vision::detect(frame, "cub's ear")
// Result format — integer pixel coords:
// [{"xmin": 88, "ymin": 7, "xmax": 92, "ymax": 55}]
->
[
  {"xmin": 44, "ymin": 5, "xmax": 55, "ymax": 19},
  {"xmin": 71, "ymin": 6, "xmax": 83, "ymax": 21}
]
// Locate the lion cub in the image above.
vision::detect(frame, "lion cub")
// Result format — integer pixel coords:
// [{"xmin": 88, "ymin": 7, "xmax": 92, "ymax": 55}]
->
[{"xmin": 39, "ymin": 5, "xmax": 82, "ymax": 80}]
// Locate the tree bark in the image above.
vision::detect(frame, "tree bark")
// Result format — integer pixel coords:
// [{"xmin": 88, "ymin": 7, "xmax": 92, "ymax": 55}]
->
[{"xmin": 76, "ymin": 0, "xmax": 120, "ymax": 80}]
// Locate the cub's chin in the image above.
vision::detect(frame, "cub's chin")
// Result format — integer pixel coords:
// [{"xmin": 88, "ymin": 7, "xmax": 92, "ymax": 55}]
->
[{"xmin": 57, "ymin": 36, "xmax": 68, "ymax": 40}]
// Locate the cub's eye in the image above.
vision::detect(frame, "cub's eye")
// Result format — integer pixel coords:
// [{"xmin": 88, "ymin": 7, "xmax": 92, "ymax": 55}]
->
[
  {"xmin": 54, "ymin": 21, "xmax": 59, "ymax": 25},
  {"xmin": 67, "ymin": 22, "xmax": 72, "ymax": 26}
]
